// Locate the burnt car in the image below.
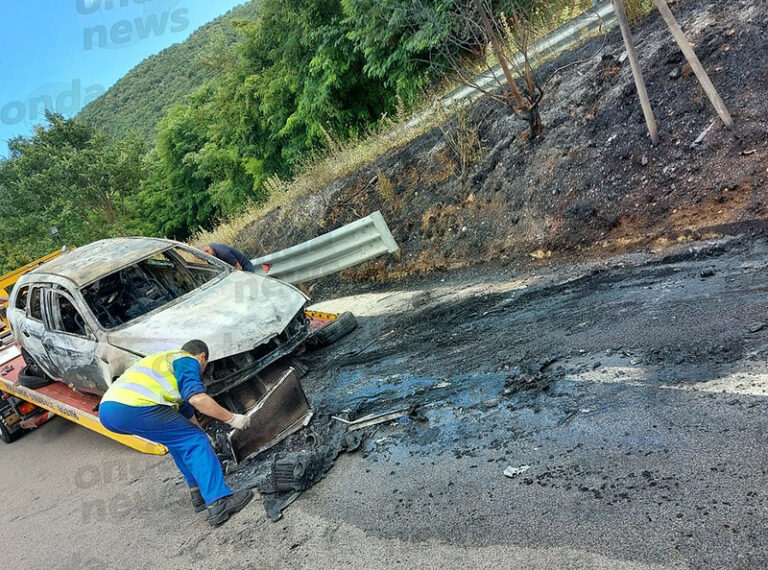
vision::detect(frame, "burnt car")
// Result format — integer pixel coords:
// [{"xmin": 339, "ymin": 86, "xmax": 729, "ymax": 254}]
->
[{"xmin": 7, "ymin": 237, "xmax": 310, "ymax": 399}]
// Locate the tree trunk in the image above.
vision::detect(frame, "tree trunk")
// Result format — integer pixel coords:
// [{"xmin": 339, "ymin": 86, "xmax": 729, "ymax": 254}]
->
[
  {"xmin": 527, "ymin": 105, "xmax": 543, "ymax": 140},
  {"xmin": 473, "ymin": 0, "xmax": 526, "ymax": 110}
]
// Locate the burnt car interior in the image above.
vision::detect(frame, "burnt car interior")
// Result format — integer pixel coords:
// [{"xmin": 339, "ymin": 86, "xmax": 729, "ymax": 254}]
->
[
  {"xmin": 81, "ymin": 248, "xmax": 223, "ymax": 329},
  {"xmin": 14, "ymin": 286, "xmax": 28, "ymax": 311},
  {"xmin": 48, "ymin": 291, "xmax": 88, "ymax": 337}
]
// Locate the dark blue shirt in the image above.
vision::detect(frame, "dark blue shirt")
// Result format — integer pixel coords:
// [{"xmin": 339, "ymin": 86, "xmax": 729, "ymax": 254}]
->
[
  {"xmin": 173, "ymin": 356, "xmax": 207, "ymax": 418},
  {"xmin": 209, "ymin": 243, "xmax": 255, "ymax": 272}
]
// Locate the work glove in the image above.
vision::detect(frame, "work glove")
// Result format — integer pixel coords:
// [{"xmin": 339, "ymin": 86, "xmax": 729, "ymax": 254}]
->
[{"xmin": 227, "ymin": 413, "xmax": 251, "ymax": 430}]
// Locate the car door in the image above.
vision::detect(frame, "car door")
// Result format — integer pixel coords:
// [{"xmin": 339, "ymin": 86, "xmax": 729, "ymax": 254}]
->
[
  {"xmin": 41, "ymin": 289, "xmax": 105, "ymax": 394},
  {"xmin": 16, "ymin": 285, "xmax": 57, "ymax": 375}
]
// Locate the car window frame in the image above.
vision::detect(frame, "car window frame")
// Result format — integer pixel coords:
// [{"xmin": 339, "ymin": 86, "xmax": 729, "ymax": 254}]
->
[
  {"xmin": 14, "ymin": 285, "xmax": 29, "ymax": 311},
  {"xmin": 45, "ymin": 289, "xmax": 93, "ymax": 340},
  {"xmin": 26, "ymin": 286, "xmax": 45, "ymax": 322},
  {"xmin": 167, "ymin": 245, "xmax": 230, "ymax": 287},
  {"xmin": 78, "ymin": 246, "xmax": 230, "ymax": 332}
]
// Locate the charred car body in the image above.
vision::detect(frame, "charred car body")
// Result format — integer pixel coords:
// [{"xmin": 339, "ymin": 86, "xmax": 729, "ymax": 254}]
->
[{"xmin": 7, "ymin": 238, "xmax": 314, "ymax": 461}]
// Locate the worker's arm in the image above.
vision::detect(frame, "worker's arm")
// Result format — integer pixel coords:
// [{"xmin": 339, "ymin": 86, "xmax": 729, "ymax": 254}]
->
[
  {"xmin": 175, "ymin": 356, "xmax": 250, "ymax": 429},
  {"xmin": 233, "ymin": 262, "xmax": 243, "ymax": 270},
  {"xmin": 188, "ymin": 393, "xmax": 234, "ymax": 422},
  {"xmin": 188, "ymin": 394, "xmax": 249, "ymax": 429}
]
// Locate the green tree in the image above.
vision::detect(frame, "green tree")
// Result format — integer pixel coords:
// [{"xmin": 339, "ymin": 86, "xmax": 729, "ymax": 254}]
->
[
  {"xmin": 238, "ymin": 0, "xmax": 394, "ymax": 165},
  {"xmin": 148, "ymin": 0, "xmax": 396, "ymax": 239},
  {"xmin": 0, "ymin": 112, "xmax": 149, "ymax": 270},
  {"xmin": 341, "ymin": 0, "xmax": 460, "ymax": 104}
]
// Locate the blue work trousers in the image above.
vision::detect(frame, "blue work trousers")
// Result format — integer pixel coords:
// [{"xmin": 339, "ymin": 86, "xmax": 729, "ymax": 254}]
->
[{"xmin": 99, "ymin": 402, "xmax": 232, "ymax": 505}]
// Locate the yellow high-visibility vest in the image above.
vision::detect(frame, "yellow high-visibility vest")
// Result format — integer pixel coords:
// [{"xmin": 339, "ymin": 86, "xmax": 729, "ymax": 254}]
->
[{"xmin": 101, "ymin": 350, "xmax": 196, "ymax": 409}]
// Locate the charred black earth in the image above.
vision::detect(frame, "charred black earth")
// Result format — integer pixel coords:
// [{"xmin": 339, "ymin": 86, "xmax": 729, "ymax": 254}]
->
[
  {"xmin": 214, "ymin": 1, "xmax": 768, "ymax": 567},
  {"xmin": 219, "ymin": 233, "xmax": 768, "ymax": 569}
]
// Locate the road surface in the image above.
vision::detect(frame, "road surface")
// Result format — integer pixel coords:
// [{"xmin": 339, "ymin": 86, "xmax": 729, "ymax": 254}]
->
[{"xmin": 3, "ymin": 235, "xmax": 768, "ymax": 569}]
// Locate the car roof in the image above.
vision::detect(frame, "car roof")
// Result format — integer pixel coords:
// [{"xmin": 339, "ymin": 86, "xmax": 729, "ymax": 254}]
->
[{"xmin": 27, "ymin": 237, "xmax": 178, "ymax": 287}]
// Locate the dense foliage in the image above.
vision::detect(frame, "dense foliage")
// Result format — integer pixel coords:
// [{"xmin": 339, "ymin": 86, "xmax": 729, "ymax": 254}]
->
[
  {"xmin": 343, "ymin": 0, "xmax": 471, "ymax": 103},
  {"xmin": 148, "ymin": 0, "xmax": 401, "ymax": 220},
  {"xmin": 143, "ymin": 0, "xmax": 500, "ymax": 235}
]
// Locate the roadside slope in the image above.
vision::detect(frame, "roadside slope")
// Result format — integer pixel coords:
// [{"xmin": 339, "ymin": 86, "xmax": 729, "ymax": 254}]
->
[{"xmin": 231, "ymin": 0, "xmax": 767, "ymax": 288}]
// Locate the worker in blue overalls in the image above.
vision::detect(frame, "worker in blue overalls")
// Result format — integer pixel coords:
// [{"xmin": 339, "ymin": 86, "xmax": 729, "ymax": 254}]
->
[{"xmin": 99, "ymin": 339, "xmax": 253, "ymax": 526}]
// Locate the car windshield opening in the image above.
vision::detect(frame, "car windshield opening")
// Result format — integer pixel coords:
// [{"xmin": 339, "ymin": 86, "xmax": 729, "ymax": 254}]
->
[{"xmin": 81, "ymin": 247, "xmax": 224, "ymax": 329}]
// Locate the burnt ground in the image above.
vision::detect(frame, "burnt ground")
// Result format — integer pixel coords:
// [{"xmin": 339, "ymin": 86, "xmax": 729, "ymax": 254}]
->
[
  {"xmin": 265, "ymin": 233, "xmax": 768, "ymax": 569},
  {"xmin": 234, "ymin": 0, "xmax": 768, "ymax": 291},
  {"xmin": 222, "ymin": 2, "xmax": 768, "ymax": 564}
]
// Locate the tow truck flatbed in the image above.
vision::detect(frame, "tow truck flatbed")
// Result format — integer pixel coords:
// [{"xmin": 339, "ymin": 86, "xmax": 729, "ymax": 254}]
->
[{"xmin": 0, "ymin": 345, "xmax": 167, "ymax": 454}]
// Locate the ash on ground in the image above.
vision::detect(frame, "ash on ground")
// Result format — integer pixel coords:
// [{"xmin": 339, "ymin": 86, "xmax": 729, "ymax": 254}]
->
[{"xmin": 225, "ymin": 414, "xmax": 363, "ymax": 521}]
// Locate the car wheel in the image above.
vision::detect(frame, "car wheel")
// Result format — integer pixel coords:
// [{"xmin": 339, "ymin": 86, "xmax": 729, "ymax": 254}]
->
[
  {"xmin": 20, "ymin": 348, "xmax": 48, "ymax": 379},
  {"xmin": 17, "ymin": 366, "xmax": 52, "ymax": 389},
  {"xmin": 306, "ymin": 312, "xmax": 358, "ymax": 350},
  {"xmin": 0, "ymin": 416, "xmax": 22, "ymax": 443}
]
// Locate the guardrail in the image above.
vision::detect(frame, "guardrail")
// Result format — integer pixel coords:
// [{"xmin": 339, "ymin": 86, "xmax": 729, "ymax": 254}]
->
[{"xmin": 251, "ymin": 211, "xmax": 399, "ymax": 284}]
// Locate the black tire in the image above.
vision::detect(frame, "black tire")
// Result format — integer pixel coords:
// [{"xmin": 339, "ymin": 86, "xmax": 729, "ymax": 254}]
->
[
  {"xmin": 306, "ymin": 312, "xmax": 358, "ymax": 350},
  {"xmin": 20, "ymin": 348, "xmax": 47, "ymax": 378},
  {"xmin": 17, "ymin": 365, "xmax": 52, "ymax": 389},
  {"xmin": 0, "ymin": 416, "xmax": 22, "ymax": 443}
]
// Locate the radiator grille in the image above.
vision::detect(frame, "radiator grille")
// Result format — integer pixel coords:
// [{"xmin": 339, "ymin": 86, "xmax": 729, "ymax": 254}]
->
[{"xmin": 228, "ymin": 367, "xmax": 311, "ymax": 463}]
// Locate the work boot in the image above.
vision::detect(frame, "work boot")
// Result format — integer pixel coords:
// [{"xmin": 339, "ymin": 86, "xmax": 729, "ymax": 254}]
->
[
  {"xmin": 190, "ymin": 487, "xmax": 206, "ymax": 513},
  {"xmin": 207, "ymin": 489, "xmax": 254, "ymax": 526}
]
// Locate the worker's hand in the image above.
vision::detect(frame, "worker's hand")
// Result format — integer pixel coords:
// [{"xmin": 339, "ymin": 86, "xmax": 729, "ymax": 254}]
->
[{"xmin": 226, "ymin": 413, "xmax": 251, "ymax": 430}]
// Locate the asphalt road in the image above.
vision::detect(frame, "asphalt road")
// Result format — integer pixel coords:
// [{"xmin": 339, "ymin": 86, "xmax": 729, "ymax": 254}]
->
[{"xmin": 4, "ymin": 235, "xmax": 768, "ymax": 569}]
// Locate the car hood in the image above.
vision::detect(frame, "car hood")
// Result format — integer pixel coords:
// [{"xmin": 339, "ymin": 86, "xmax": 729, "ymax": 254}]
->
[{"xmin": 106, "ymin": 272, "xmax": 307, "ymax": 360}]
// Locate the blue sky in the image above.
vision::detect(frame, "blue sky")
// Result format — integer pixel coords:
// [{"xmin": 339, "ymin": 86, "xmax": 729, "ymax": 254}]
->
[{"xmin": 0, "ymin": 0, "xmax": 248, "ymax": 156}]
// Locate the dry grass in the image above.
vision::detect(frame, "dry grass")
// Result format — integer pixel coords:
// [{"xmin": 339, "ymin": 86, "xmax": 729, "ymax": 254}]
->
[
  {"xmin": 624, "ymin": 0, "xmax": 656, "ymax": 22},
  {"xmin": 190, "ymin": 105, "xmax": 443, "ymax": 247},
  {"xmin": 438, "ymin": 107, "xmax": 484, "ymax": 179},
  {"xmin": 375, "ymin": 168, "xmax": 401, "ymax": 211}
]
